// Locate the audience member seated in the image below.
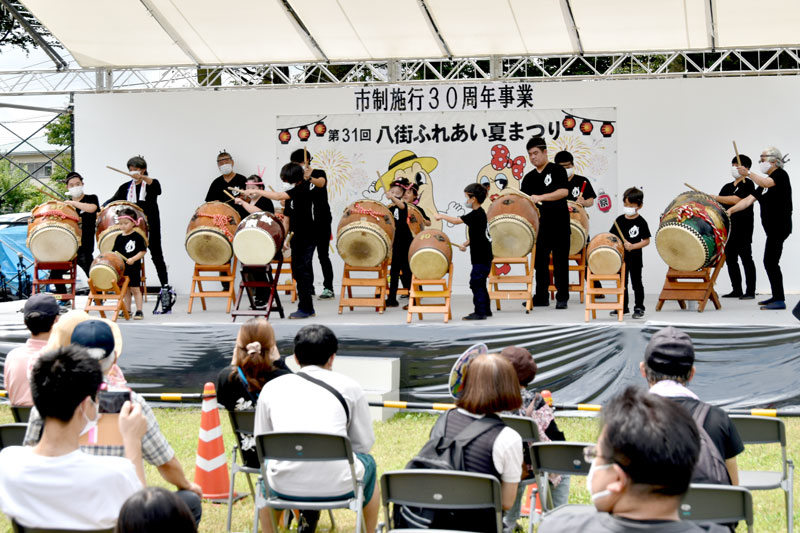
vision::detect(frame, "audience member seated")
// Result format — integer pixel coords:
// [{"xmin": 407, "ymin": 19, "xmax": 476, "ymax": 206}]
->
[
  {"xmin": 24, "ymin": 320, "xmax": 203, "ymax": 525},
  {"xmin": 254, "ymin": 324, "xmax": 380, "ymax": 533},
  {"xmin": 216, "ymin": 317, "xmax": 291, "ymax": 531},
  {"xmin": 500, "ymin": 346, "xmax": 568, "ymax": 530},
  {"xmin": 0, "ymin": 345, "xmax": 145, "ymax": 530},
  {"xmin": 116, "ymin": 487, "xmax": 197, "ymax": 533},
  {"xmin": 538, "ymin": 386, "xmax": 729, "ymax": 532},
  {"xmin": 641, "ymin": 327, "xmax": 744, "ymax": 485},
  {"xmin": 3, "ymin": 294, "xmax": 59, "ymax": 406}
]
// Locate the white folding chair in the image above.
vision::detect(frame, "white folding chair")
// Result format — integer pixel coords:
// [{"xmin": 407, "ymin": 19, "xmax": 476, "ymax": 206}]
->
[
  {"xmin": 256, "ymin": 432, "xmax": 365, "ymax": 533},
  {"xmin": 680, "ymin": 483, "xmax": 754, "ymax": 533},
  {"xmin": 529, "ymin": 442, "xmax": 594, "ymax": 516},
  {"xmin": 730, "ymin": 415, "xmax": 794, "ymax": 533},
  {"xmin": 380, "ymin": 470, "xmax": 503, "ymax": 533},
  {"xmin": 500, "ymin": 414, "xmax": 541, "ymax": 532}
]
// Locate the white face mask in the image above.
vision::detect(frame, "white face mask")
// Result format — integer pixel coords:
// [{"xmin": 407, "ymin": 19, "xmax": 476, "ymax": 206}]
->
[
  {"xmin": 565, "ymin": 167, "xmax": 575, "ymax": 178},
  {"xmin": 80, "ymin": 397, "xmax": 101, "ymax": 436},
  {"xmin": 758, "ymin": 161, "xmax": 772, "ymax": 173},
  {"xmin": 586, "ymin": 460, "xmax": 614, "ymax": 503},
  {"xmin": 219, "ymin": 163, "xmax": 233, "ymax": 175},
  {"xmin": 730, "ymin": 166, "xmax": 742, "ymax": 179},
  {"xmin": 68, "ymin": 186, "xmax": 84, "ymax": 198},
  {"xmin": 464, "ymin": 199, "xmax": 473, "ymax": 208},
  {"xmin": 623, "ymin": 206, "xmax": 637, "ymax": 216},
  {"xmin": 281, "ymin": 181, "xmax": 294, "ymax": 191}
]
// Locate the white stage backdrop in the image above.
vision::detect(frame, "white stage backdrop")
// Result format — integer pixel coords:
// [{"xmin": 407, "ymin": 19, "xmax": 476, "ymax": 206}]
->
[{"xmin": 74, "ymin": 77, "xmax": 799, "ymax": 297}]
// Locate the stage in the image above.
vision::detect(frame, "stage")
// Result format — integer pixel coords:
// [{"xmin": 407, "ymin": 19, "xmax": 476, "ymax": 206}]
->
[{"xmin": 1, "ymin": 292, "xmax": 799, "ymax": 411}]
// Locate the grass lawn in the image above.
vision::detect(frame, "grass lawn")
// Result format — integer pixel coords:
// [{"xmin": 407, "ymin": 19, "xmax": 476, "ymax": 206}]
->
[{"xmin": 0, "ymin": 405, "xmax": 797, "ymax": 532}]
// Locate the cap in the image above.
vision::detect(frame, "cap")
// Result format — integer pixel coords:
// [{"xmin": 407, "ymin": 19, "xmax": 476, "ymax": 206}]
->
[
  {"xmin": 71, "ymin": 320, "xmax": 116, "ymax": 368},
  {"xmin": 500, "ymin": 346, "xmax": 537, "ymax": 386},
  {"xmin": 23, "ymin": 294, "xmax": 60, "ymax": 320},
  {"xmin": 644, "ymin": 326, "xmax": 695, "ymax": 375}
]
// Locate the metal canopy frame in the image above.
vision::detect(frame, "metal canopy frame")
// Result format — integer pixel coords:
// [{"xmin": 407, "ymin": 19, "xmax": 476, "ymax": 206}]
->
[{"xmin": 0, "ymin": 48, "xmax": 799, "ymax": 95}]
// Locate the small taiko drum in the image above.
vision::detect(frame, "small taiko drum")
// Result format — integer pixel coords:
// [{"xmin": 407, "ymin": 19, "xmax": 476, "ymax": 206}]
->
[
  {"xmin": 406, "ymin": 204, "xmax": 426, "ymax": 236},
  {"xmin": 408, "ymin": 229, "xmax": 452, "ymax": 280},
  {"xmin": 27, "ymin": 201, "xmax": 82, "ymax": 262},
  {"xmin": 336, "ymin": 200, "xmax": 396, "ymax": 267},
  {"xmin": 232, "ymin": 212, "xmax": 286, "ymax": 265},
  {"xmin": 486, "ymin": 190, "xmax": 540, "ymax": 258},
  {"xmin": 89, "ymin": 252, "xmax": 126, "ymax": 290},
  {"xmin": 587, "ymin": 233, "xmax": 625, "ymax": 275},
  {"xmin": 185, "ymin": 202, "xmax": 241, "ymax": 266},
  {"xmin": 656, "ymin": 191, "xmax": 730, "ymax": 271},
  {"xmin": 96, "ymin": 201, "xmax": 149, "ymax": 253},
  {"xmin": 568, "ymin": 200, "xmax": 590, "ymax": 255}
]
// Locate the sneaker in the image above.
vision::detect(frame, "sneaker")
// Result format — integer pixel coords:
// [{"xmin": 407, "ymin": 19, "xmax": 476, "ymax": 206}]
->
[
  {"xmin": 758, "ymin": 296, "xmax": 775, "ymax": 305},
  {"xmin": 533, "ymin": 298, "xmax": 550, "ymax": 308},
  {"xmin": 289, "ymin": 309, "xmax": 315, "ymax": 319},
  {"xmin": 402, "ymin": 304, "xmax": 409, "ymax": 310},
  {"xmin": 739, "ymin": 293, "xmax": 755, "ymax": 300},
  {"xmin": 462, "ymin": 312, "xmax": 487, "ymax": 320},
  {"xmin": 722, "ymin": 290, "xmax": 743, "ymax": 298},
  {"xmin": 385, "ymin": 299, "xmax": 399, "ymax": 308},
  {"xmin": 761, "ymin": 300, "xmax": 786, "ymax": 310},
  {"xmin": 632, "ymin": 308, "xmax": 645, "ymax": 319},
  {"xmin": 555, "ymin": 301, "xmax": 568, "ymax": 310},
  {"xmin": 319, "ymin": 288, "xmax": 335, "ymax": 300},
  {"xmin": 134, "ymin": 310, "xmax": 144, "ymax": 320},
  {"xmin": 610, "ymin": 309, "xmax": 630, "ymax": 316}
]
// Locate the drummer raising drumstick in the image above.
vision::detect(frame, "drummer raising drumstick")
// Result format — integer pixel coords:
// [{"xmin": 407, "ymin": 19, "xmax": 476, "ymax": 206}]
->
[
  {"xmin": 207, "ymin": 151, "xmax": 248, "ymax": 220},
  {"xmin": 233, "ymin": 175, "xmax": 275, "ymax": 215},
  {"xmin": 728, "ymin": 146, "xmax": 793, "ymax": 310}
]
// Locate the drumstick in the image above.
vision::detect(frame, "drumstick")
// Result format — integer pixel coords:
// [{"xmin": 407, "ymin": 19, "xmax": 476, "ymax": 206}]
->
[
  {"xmin": 304, "ymin": 147, "xmax": 308, "ymax": 165},
  {"xmin": 683, "ymin": 182, "xmax": 707, "ymax": 195},
  {"xmin": 579, "ymin": 181, "xmax": 586, "ymax": 195},
  {"xmin": 106, "ymin": 165, "xmax": 133, "ymax": 177},
  {"xmin": 613, "ymin": 220, "xmax": 629, "ymax": 245},
  {"xmin": 39, "ymin": 187, "xmax": 64, "ymax": 201},
  {"xmin": 733, "ymin": 141, "xmax": 742, "ymax": 167},
  {"xmin": 223, "ymin": 190, "xmax": 237, "ymax": 202}
]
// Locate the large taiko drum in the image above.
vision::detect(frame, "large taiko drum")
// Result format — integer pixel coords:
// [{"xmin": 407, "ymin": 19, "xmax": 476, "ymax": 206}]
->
[
  {"xmin": 27, "ymin": 201, "xmax": 82, "ymax": 262},
  {"xmin": 656, "ymin": 191, "xmax": 730, "ymax": 271},
  {"xmin": 336, "ymin": 200, "xmax": 396, "ymax": 267},
  {"xmin": 486, "ymin": 190, "xmax": 540, "ymax": 258},
  {"xmin": 568, "ymin": 200, "xmax": 590, "ymax": 255},
  {"xmin": 587, "ymin": 233, "xmax": 625, "ymax": 275},
  {"xmin": 408, "ymin": 229, "xmax": 452, "ymax": 280},
  {"xmin": 96, "ymin": 201, "xmax": 149, "ymax": 253},
  {"xmin": 407, "ymin": 204, "xmax": 426, "ymax": 236},
  {"xmin": 185, "ymin": 202, "xmax": 241, "ymax": 265},
  {"xmin": 89, "ymin": 252, "xmax": 126, "ymax": 290},
  {"xmin": 232, "ymin": 212, "xmax": 286, "ymax": 265}
]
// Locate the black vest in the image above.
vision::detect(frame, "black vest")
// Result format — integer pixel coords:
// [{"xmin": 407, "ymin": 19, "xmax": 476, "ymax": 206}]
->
[{"xmin": 444, "ymin": 410, "xmax": 504, "ymax": 480}]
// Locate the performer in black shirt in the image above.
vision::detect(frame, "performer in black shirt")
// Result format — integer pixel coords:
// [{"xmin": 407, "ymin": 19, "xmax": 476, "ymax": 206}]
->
[
  {"xmin": 554, "ymin": 151, "xmax": 596, "ymax": 207},
  {"xmin": 385, "ymin": 178, "xmax": 413, "ymax": 308},
  {"xmin": 610, "ymin": 188, "xmax": 651, "ymax": 318},
  {"xmin": 714, "ymin": 155, "xmax": 756, "ymax": 299},
  {"xmin": 729, "ymin": 146, "xmax": 793, "ymax": 310},
  {"xmin": 233, "ymin": 175, "xmax": 275, "ymax": 308},
  {"xmin": 206, "ymin": 151, "xmax": 248, "ymax": 220},
  {"xmin": 520, "ymin": 137, "xmax": 570, "ymax": 309}
]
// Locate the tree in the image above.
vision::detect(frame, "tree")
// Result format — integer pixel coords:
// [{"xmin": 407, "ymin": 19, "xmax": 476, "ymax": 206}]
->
[
  {"xmin": 45, "ymin": 112, "xmax": 72, "ymax": 147},
  {"xmin": 0, "ymin": 159, "xmax": 67, "ymax": 213}
]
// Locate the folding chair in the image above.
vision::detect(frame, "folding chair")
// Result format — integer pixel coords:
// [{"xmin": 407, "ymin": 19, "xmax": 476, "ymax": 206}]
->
[
  {"xmin": 730, "ymin": 415, "xmax": 794, "ymax": 532},
  {"xmin": 380, "ymin": 470, "xmax": 503, "ymax": 533},
  {"xmin": 12, "ymin": 521, "xmax": 112, "ymax": 533},
  {"xmin": 0, "ymin": 423, "xmax": 28, "ymax": 449},
  {"xmin": 680, "ymin": 483, "xmax": 754, "ymax": 533},
  {"xmin": 10, "ymin": 406, "xmax": 31, "ymax": 423},
  {"xmin": 500, "ymin": 415, "xmax": 541, "ymax": 532},
  {"xmin": 529, "ymin": 442, "xmax": 594, "ymax": 515},
  {"xmin": 256, "ymin": 432, "xmax": 366, "ymax": 533},
  {"xmin": 225, "ymin": 410, "xmax": 260, "ymax": 533}
]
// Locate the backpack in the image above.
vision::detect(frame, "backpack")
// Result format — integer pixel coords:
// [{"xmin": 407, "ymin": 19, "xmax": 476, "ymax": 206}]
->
[
  {"xmin": 690, "ymin": 402, "xmax": 732, "ymax": 485},
  {"xmin": 393, "ymin": 410, "xmax": 504, "ymax": 529}
]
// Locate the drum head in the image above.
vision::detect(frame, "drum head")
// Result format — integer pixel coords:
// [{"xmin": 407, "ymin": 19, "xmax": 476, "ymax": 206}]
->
[
  {"xmin": 185, "ymin": 229, "xmax": 233, "ymax": 265},
  {"xmin": 233, "ymin": 229, "xmax": 277, "ymax": 265},
  {"xmin": 337, "ymin": 224, "xmax": 390, "ymax": 267},
  {"xmin": 569, "ymin": 222, "xmax": 588, "ymax": 255},
  {"xmin": 409, "ymin": 249, "xmax": 449, "ymax": 280},
  {"xmin": 656, "ymin": 225, "xmax": 707, "ymax": 271},
  {"xmin": 90, "ymin": 264, "xmax": 119, "ymax": 290},
  {"xmin": 588, "ymin": 247, "xmax": 623, "ymax": 275},
  {"xmin": 29, "ymin": 226, "xmax": 78, "ymax": 262},
  {"xmin": 488, "ymin": 215, "xmax": 535, "ymax": 258},
  {"xmin": 97, "ymin": 230, "xmax": 117, "ymax": 253}
]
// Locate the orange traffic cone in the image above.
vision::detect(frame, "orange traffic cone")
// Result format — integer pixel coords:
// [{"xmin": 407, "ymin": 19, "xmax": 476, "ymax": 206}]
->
[{"xmin": 195, "ymin": 382, "xmax": 234, "ymax": 501}]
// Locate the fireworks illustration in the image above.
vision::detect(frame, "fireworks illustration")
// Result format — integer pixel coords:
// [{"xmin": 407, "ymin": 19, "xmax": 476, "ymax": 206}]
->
[
  {"xmin": 548, "ymin": 135, "xmax": 594, "ymax": 175},
  {"xmin": 313, "ymin": 148, "xmax": 363, "ymax": 201}
]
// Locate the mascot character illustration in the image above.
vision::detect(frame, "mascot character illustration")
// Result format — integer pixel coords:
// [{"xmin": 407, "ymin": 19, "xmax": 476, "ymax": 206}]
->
[
  {"xmin": 374, "ymin": 150, "xmax": 441, "ymax": 230},
  {"xmin": 475, "ymin": 144, "xmax": 526, "ymax": 209}
]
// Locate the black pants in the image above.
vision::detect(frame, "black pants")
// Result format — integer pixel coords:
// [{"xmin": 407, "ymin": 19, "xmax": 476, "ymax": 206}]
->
[
  {"xmin": 534, "ymin": 228, "xmax": 569, "ymax": 303},
  {"xmin": 311, "ymin": 225, "xmax": 334, "ymax": 291},
  {"xmin": 388, "ymin": 242, "xmax": 411, "ymax": 302},
  {"xmin": 148, "ymin": 225, "xmax": 169, "ymax": 286},
  {"xmin": 291, "ymin": 240, "xmax": 316, "ymax": 313},
  {"xmin": 624, "ymin": 261, "xmax": 645, "ymax": 312},
  {"xmin": 175, "ymin": 489, "xmax": 203, "ymax": 527},
  {"xmin": 763, "ymin": 231, "xmax": 789, "ymax": 301},
  {"xmin": 53, "ymin": 246, "xmax": 92, "ymax": 294},
  {"xmin": 725, "ymin": 234, "xmax": 756, "ymax": 295},
  {"xmin": 470, "ymin": 263, "xmax": 491, "ymax": 316}
]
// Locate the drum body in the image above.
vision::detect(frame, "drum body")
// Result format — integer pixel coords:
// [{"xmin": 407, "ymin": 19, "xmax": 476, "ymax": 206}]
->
[
  {"xmin": 486, "ymin": 190, "xmax": 540, "ymax": 258},
  {"xmin": 336, "ymin": 200, "xmax": 396, "ymax": 267},
  {"xmin": 96, "ymin": 201, "xmax": 149, "ymax": 253},
  {"xmin": 587, "ymin": 233, "xmax": 625, "ymax": 275},
  {"xmin": 233, "ymin": 212, "xmax": 286, "ymax": 265},
  {"xmin": 89, "ymin": 252, "xmax": 126, "ymax": 290},
  {"xmin": 408, "ymin": 229, "xmax": 452, "ymax": 280},
  {"xmin": 656, "ymin": 191, "xmax": 730, "ymax": 271},
  {"xmin": 27, "ymin": 201, "xmax": 81, "ymax": 262},
  {"xmin": 568, "ymin": 201, "xmax": 590, "ymax": 255},
  {"xmin": 406, "ymin": 204, "xmax": 426, "ymax": 236},
  {"xmin": 185, "ymin": 202, "xmax": 241, "ymax": 265}
]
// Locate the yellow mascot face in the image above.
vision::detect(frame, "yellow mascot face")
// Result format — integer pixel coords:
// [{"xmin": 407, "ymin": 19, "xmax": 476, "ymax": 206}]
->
[{"xmin": 376, "ymin": 150, "xmax": 441, "ymax": 230}]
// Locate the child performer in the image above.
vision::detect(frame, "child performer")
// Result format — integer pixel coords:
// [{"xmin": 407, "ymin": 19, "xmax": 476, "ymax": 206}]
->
[
  {"xmin": 385, "ymin": 178, "xmax": 413, "ymax": 307},
  {"xmin": 112, "ymin": 207, "xmax": 147, "ymax": 320},
  {"xmin": 402, "ymin": 183, "xmax": 432, "ymax": 226},
  {"xmin": 435, "ymin": 183, "xmax": 493, "ymax": 320},
  {"xmin": 610, "ymin": 187, "xmax": 650, "ymax": 319}
]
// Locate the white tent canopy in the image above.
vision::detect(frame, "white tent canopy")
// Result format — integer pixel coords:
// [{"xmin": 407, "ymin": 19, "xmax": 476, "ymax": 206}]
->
[{"xmin": 20, "ymin": 0, "xmax": 800, "ymax": 68}]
